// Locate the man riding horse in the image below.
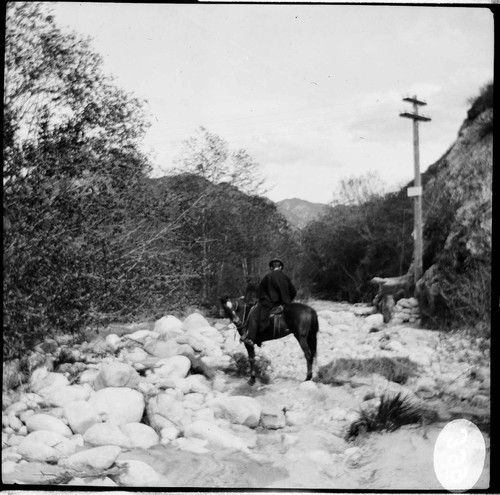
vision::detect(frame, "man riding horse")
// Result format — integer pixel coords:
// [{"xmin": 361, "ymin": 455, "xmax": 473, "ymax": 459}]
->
[{"xmin": 240, "ymin": 258, "xmax": 297, "ymax": 346}]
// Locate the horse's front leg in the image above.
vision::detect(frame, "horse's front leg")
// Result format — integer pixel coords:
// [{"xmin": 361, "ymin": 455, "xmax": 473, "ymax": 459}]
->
[{"xmin": 245, "ymin": 342, "xmax": 256, "ymax": 385}]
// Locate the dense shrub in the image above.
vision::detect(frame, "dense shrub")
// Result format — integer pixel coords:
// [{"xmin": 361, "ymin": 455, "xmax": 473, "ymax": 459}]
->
[{"xmin": 315, "ymin": 356, "xmax": 419, "ymax": 386}]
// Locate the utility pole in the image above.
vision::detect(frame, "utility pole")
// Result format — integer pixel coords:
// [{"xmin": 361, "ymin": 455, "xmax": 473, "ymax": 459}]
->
[{"xmin": 400, "ymin": 96, "xmax": 431, "ymax": 283}]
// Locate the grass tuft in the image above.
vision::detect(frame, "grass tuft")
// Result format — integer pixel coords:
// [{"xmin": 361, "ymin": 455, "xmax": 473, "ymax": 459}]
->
[{"xmin": 347, "ymin": 392, "xmax": 427, "ymax": 439}]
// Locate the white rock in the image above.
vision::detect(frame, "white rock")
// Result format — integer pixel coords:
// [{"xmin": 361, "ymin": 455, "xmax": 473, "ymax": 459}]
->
[
  {"xmin": 201, "ymin": 355, "xmax": 232, "ymax": 369},
  {"xmin": 120, "ymin": 423, "xmax": 159, "ymax": 449},
  {"xmin": 89, "ymin": 387, "xmax": 144, "ymax": 424},
  {"xmin": 124, "ymin": 329, "xmax": 155, "ymax": 343},
  {"xmin": 353, "ymin": 305, "xmax": 377, "ymax": 317},
  {"xmin": 63, "ymin": 400, "xmax": 101, "ymax": 434},
  {"xmin": 261, "ymin": 406, "xmax": 286, "ymax": 429},
  {"xmin": 40, "ymin": 385, "xmax": 91, "ymax": 407},
  {"xmin": 20, "ymin": 430, "xmax": 77, "ymax": 460},
  {"xmin": 183, "ymin": 374, "xmax": 211, "ymax": 394},
  {"xmin": 30, "ymin": 370, "xmax": 69, "ymax": 394},
  {"xmin": 155, "ymin": 355, "xmax": 191, "ymax": 379},
  {"xmin": 58, "ymin": 445, "xmax": 121, "ymax": 471},
  {"xmin": 71, "ymin": 434, "xmax": 85, "ymax": 447},
  {"xmin": 93, "ymin": 362, "xmax": 140, "ymax": 391},
  {"xmin": 5, "ymin": 401, "xmax": 28, "ymax": 416},
  {"xmin": 8, "ymin": 412, "xmax": 23, "ymax": 431},
  {"xmin": 122, "ymin": 347, "xmax": 150, "ymax": 363},
  {"xmin": 147, "ymin": 393, "xmax": 186, "ymax": 430},
  {"xmin": 2, "ymin": 446, "xmax": 21, "ymax": 462},
  {"xmin": 154, "ymin": 315, "xmax": 183, "ymax": 340},
  {"xmin": 160, "ymin": 426, "xmax": 180, "ymax": 442},
  {"xmin": 105, "ymin": 333, "xmax": 121, "ymax": 350},
  {"xmin": 67, "ymin": 476, "xmax": 118, "ymax": 486},
  {"xmin": 115, "ymin": 459, "xmax": 161, "ymax": 486},
  {"xmin": 2, "ymin": 460, "xmax": 17, "ymax": 474},
  {"xmin": 17, "ymin": 440, "xmax": 61, "ymax": 462},
  {"xmin": 25, "ymin": 413, "xmax": 72, "ymax": 437},
  {"xmin": 184, "ymin": 420, "xmax": 250, "ymax": 451},
  {"xmin": 79, "ymin": 368, "xmax": 100, "ymax": 386},
  {"xmin": 20, "ymin": 392, "xmax": 44, "ymax": 407},
  {"xmin": 144, "ymin": 340, "xmax": 180, "ymax": 358},
  {"xmin": 285, "ymin": 410, "xmax": 307, "ymax": 426},
  {"xmin": 193, "ymin": 408, "xmax": 216, "ymax": 423},
  {"xmin": 83, "ymin": 422, "xmax": 132, "ymax": 448},
  {"xmin": 209, "ymin": 395, "xmax": 261, "ymax": 428},
  {"xmin": 182, "ymin": 312, "xmax": 211, "ymax": 331}
]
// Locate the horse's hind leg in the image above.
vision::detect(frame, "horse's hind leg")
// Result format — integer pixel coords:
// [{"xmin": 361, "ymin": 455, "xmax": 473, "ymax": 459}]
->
[{"xmin": 296, "ymin": 334, "xmax": 313, "ymax": 381}]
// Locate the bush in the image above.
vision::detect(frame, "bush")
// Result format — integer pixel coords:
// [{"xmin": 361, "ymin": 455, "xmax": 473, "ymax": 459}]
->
[
  {"xmin": 346, "ymin": 392, "xmax": 429, "ymax": 439},
  {"xmin": 228, "ymin": 352, "xmax": 272, "ymax": 384},
  {"xmin": 315, "ymin": 356, "xmax": 419, "ymax": 385}
]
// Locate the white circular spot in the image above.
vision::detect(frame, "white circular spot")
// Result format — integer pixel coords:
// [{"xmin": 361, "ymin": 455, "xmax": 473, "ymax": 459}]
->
[{"xmin": 433, "ymin": 419, "xmax": 486, "ymax": 492}]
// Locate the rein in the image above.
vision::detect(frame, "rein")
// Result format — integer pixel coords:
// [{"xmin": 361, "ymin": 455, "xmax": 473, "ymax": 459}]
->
[{"xmin": 232, "ymin": 299, "xmax": 251, "ymax": 332}]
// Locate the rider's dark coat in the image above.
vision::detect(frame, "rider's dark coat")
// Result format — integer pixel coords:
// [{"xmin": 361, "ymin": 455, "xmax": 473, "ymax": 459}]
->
[
  {"xmin": 245, "ymin": 270, "xmax": 297, "ymax": 342},
  {"xmin": 257, "ymin": 270, "xmax": 297, "ymax": 306}
]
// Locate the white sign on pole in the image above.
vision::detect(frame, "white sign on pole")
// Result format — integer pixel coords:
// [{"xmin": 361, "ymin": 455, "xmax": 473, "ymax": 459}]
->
[{"xmin": 407, "ymin": 186, "xmax": 423, "ymax": 197}]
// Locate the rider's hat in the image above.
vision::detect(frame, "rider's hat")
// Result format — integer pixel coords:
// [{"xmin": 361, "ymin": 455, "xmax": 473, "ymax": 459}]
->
[{"xmin": 269, "ymin": 258, "xmax": 284, "ymax": 269}]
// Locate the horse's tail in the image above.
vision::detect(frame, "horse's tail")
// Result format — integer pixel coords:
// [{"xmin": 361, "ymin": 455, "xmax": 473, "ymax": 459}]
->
[{"xmin": 308, "ymin": 308, "xmax": 319, "ymax": 361}]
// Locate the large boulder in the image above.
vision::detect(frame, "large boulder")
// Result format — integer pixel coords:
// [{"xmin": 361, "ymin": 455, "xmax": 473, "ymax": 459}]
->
[
  {"xmin": 123, "ymin": 329, "xmax": 157, "ymax": 344},
  {"xmin": 120, "ymin": 423, "xmax": 159, "ymax": 449},
  {"xmin": 143, "ymin": 340, "xmax": 180, "ymax": 358},
  {"xmin": 83, "ymin": 422, "xmax": 133, "ymax": 448},
  {"xmin": 21, "ymin": 430, "xmax": 76, "ymax": 456},
  {"xmin": 182, "ymin": 313, "xmax": 210, "ymax": 331},
  {"xmin": 17, "ymin": 440, "xmax": 61, "ymax": 463},
  {"xmin": 40, "ymin": 385, "xmax": 92, "ymax": 407},
  {"xmin": 30, "ymin": 369, "xmax": 69, "ymax": 394},
  {"xmin": 147, "ymin": 393, "xmax": 187, "ymax": 431},
  {"xmin": 63, "ymin": 400, "xmax": 101, "ymax": 434},
  {"xmin": 89, "ymin": 387, "xmax": 144, "ymax": 424},
  {"xmin": 154, "ymin": 355, "xmax": 191, "ymax": 379},
  {"xmin": 209, "ymin": 395, "xmax": 261, "ymax": 428},
  {"xmin": 93, "ymin": 363, "xmax": 140, "ymax": 391},
  {"xmin": 25, "ymin": 413, "xmax": 72, "ymax": 437},
  {"xmin": 58, "ymin": 445, "xmax": 121, "ymax": 472},
  {"xmin": 115, "ymin": 459, "xmax": 161, "ymax": 486},
  {"xmin": 154, "ymin": 315, "xmax": 183, "ymax": 340}
]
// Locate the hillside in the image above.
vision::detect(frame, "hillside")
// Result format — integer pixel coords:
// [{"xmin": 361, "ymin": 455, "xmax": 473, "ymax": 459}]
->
[
  {"xmin": 415, "ymin": 83, "xmax": 493, "ymax": 328},
  {"xmin": 277, "ymin": 198, "xmax": 331, "ymax": 229}
]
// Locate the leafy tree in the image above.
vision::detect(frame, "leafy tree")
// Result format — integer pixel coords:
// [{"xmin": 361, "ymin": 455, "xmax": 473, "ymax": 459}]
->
[
  {"xmin": 300, "ymin": 191, "xmax": 413, "ymax": 302},
  {"xmin": 3, "ymin": 2, "xmax": 153, "ymax": 357},
  {"xmin": 174, "ymin": 126, "xmax": 267, "ymax": 196}
]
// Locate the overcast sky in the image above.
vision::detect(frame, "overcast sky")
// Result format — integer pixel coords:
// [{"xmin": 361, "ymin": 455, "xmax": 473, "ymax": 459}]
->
[{"xmin": 50, "ymin": 3, "xmax": 494, "ymax": 204}]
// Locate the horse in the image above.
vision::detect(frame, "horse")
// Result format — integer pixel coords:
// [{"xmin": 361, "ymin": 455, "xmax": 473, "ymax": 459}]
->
[{"xmin": 219, "ymin": 296, "xmax": 319, "ymax": 385}]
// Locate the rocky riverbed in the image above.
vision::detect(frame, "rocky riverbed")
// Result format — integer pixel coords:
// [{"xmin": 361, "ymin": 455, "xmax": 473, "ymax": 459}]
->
[{"xmin": 2, "ymin": 300, "xmax": 490, "ymax": 489}]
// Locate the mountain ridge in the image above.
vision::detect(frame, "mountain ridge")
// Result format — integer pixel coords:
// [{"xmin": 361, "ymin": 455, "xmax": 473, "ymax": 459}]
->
[{"xmin": 276, "ymin": 197, "xmax": 331, "ymax": 229}]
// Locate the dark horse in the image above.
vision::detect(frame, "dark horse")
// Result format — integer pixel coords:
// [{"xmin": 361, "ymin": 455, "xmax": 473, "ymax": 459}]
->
[{"xmin": 219, "ymin": 296, "xmax": 318, "ymax": 385}]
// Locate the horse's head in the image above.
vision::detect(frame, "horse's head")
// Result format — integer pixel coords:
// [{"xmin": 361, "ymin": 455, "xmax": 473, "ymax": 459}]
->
[{"xmin": 219, "ymin": 296, "xmax": 248, "ymax": 329}]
